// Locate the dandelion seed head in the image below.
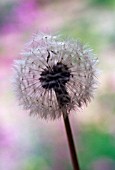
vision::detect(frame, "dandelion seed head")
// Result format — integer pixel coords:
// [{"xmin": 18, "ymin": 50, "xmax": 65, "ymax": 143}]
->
[{"xmin": 13, "ymin": 32, "xmax": 98, "ymax": 119}]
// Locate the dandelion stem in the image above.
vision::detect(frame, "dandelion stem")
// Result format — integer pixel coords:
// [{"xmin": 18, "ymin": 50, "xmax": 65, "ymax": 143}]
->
[{"xmin": 63, "ymin": 113, "xmax": 80, "ymax": 170}]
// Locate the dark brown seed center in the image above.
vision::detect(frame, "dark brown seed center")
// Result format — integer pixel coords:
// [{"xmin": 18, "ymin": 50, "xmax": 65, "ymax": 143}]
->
[
  {"xmin": 39, "ymin": 62, "xmax": 71, "ymax": 107},
  {"xmin": 39, "ymin": 62, "xmax": 71, "ymax": 90}
]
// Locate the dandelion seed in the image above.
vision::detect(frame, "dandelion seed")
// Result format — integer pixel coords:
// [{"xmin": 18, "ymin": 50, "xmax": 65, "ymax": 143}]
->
[{"xmin": 13, "ymin": 32, "xmax": 98, "ymax": 120}]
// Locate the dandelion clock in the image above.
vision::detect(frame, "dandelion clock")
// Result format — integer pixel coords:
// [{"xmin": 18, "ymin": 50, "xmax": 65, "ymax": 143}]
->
[{"xmin": 13, "ymin": 32, "xmax": 98, "ymax": 170}]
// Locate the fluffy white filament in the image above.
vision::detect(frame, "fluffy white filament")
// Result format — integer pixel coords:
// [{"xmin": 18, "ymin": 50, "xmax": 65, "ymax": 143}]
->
[{"xmin": 13, "ymin": 32, "xmax": 98, "ymax": 119}]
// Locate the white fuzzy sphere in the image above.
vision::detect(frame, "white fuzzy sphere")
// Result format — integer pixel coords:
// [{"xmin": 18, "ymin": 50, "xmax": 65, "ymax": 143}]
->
[{"xmin": 13, "ymin": 33, "xmax": 98, "ymax": 119}]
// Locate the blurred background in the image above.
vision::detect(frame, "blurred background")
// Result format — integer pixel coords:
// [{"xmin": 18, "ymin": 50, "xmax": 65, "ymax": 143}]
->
[{"xmin": 0, "ymin": 0, "xmax": 115, "ymax": 170}]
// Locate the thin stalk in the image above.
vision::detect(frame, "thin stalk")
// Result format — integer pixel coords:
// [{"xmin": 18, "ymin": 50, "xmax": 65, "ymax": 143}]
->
[
  {"xmin": 54, "ymin": 89, "xmax": 80, "ymax": 169},
  {"xmin": 63, "ymin": 113, "xmax": 80, "ymax": 170}
]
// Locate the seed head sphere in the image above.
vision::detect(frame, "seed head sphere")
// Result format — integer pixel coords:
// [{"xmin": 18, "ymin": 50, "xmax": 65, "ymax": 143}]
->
[{"xmin": 14, "ymin": 33, "xmax": 98, "ymax": 119}]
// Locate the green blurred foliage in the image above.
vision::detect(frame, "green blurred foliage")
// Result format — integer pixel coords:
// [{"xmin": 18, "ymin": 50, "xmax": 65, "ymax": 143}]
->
[
  {"xmin": 61, "ymin": 19, "xmax": 104, "ymax": 52},
  {"xmin": 109, "ymin": 31, "xmax": 115, "ymax": 45},
  {"xmin": 98, "ymin": 93, "xmax": 115, "ymax": 114},
  {"xmin": 89, "ymin": 0, "xmax": 115, "ymax": 8},
  {"xmin": 0, "ymin": 2, "xmax": 15, "ymax": 26},
  {"xmin": 22, "ymin": 156, "xmax": 49, "ymax": 170},
  {"xmin": 79, "ymin": 127, "xmax": 115, "ymax": 170}
]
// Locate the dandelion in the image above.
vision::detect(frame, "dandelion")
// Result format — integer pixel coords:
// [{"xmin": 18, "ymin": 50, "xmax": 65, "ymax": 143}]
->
[
  {"xmin": 13, "ymin": 32, "xmax": 98, "ymax": 170},
  {"xmin": 14, "ymin": 32, "xmax": 98, "ymax": 119}
]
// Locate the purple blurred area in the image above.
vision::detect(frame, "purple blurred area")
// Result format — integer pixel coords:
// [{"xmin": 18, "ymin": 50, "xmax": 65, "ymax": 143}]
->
[
  {"xmin": 0, "ymin": 0, "xmax": 115, "ymax": 170},
  {"xmin": 0, "ymin": 0, "xmax": 41, "ymax": 33}
]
